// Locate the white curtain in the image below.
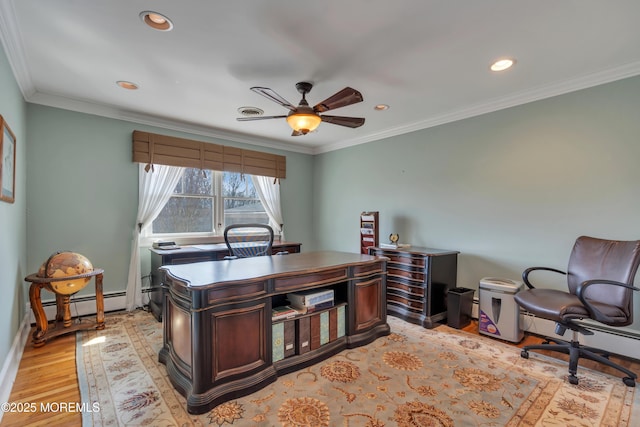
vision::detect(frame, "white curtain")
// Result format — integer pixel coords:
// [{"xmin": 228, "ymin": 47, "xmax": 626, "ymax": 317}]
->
[
  {"xmin": 125, "ymin": 163, "xmax": 184, "ymax": 311},
  {"xmin": 251, "ymin": 175, "xmax": 284, "ymax": 240}
]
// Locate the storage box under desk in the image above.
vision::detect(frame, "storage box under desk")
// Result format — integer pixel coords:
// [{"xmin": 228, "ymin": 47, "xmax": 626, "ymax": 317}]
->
[{"xmin": 273, "ymin": 304, "xmax": 346, "ymax": 361}]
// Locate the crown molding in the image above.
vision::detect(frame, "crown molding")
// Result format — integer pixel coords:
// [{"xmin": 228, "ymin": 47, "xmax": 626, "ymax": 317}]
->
[
  {"xmin": 313, "ymin": 61, "xmax": 640, "ymax": 154},
  {"xmin": 0, "ymin": 0, "xmax": 36, "ymax": 98}
]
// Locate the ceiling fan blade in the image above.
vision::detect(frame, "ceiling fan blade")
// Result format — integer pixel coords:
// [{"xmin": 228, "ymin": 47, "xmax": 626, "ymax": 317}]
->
[
  {"xmin": 291, "ymin": 130, "xmax": 304, "ymax": 136},
  {"xmin": 250, "ymin": 87, "xmax": 297, "ymax": 112},
  {"xmin": 236, "ymin": 115, "xmax": 287, "ymax": 121},
  {"xmin": 320, "ymin": 115, "xmax": 365, "ymax": 128},
  {"xmin": 313, "ymin": 87, "xmax": 363, "ymax": 113}
]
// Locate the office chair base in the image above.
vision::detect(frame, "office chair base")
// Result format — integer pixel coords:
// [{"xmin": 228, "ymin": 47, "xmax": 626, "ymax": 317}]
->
[{"xmin": 520, "ymin": 340, "xmax": 637, "ymax": 388}]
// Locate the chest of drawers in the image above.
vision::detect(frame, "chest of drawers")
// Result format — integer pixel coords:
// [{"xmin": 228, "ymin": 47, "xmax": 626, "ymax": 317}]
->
[{"xmin": 369, "ymin": 246, "xmax": 459, "ymax": 328}]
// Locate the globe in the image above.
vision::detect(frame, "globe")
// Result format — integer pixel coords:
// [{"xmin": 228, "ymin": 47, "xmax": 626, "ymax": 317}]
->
[{"xmin": 37, "ymin": 251, "xmax": 94, "ymax": 295}]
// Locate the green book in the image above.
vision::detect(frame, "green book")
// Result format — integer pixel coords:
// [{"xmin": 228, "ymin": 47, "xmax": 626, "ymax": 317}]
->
[
  {"xmin": 272, "ymin": 322, "xmax": 284, "ymax": 362},
  {"xmin": 320, "ymin": 311, "xmax": 330, "ymax": 345},
  {"xmin": 337, "ymin": 305, "xmax": 346, "ymax": 338}
]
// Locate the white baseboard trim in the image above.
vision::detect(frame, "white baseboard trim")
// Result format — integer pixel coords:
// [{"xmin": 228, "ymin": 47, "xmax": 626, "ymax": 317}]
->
[{"xmin": 0, "ymin": 312, "xmax": 31, "ymax": 423}]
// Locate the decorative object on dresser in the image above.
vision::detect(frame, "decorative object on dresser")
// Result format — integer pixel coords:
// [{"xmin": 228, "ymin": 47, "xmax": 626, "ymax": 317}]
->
[
  {"xmin": 148, "ymin": 241, "xmax": 301, "ymax": 321},
  {"xmin": 369, "ymin": 245, "xmax": 459, "ymax": 328},
  {"xmin": 379, "ymin": 232, "xmax": 411, "ymax": 249},
  {"xmin": 25, "ymin": 251, "xmax": 105, "ymax": 347},
  {"xmin": 159, "ymin": 251, "xmax": 389, "ymax": 414},
  {"xmin": 359, "ymin": 211, "xmax": 379, "ymax": 254}
]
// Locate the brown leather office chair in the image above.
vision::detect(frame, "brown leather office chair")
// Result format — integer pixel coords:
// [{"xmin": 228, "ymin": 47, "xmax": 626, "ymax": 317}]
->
[
  {"xmin": 514, "ymin": 236, "xmax": 640, "ymax": 387},
  {"xmin": 224, "ymin": 223, "xmax": 274, "ymax": 258}
]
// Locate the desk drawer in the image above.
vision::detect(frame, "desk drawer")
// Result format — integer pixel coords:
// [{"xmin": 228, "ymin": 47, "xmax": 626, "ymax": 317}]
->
[
  {"xmin": 208, "ymin": 281, "xmax": 268, "ymax": 304},
  {"xmin": 273, "ymin": 268, "xmax": 348, "ymax": 293},
  {"xmin": 352, "ymin": 262, "xmax": 384, "ymax": 278}
]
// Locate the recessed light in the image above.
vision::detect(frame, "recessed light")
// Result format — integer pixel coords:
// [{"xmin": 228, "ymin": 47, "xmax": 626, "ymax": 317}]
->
[
  {"xmin": 116, "ymin": 81, "xmax": 139, "ymax": 90},
  {"xmin": 374, "ymin": 104, "xmax": 389, "ymax": 111},
  {"xmin": 490, "ymin": 58, "xmax": 516, "ymax": 72},
  {"xmin": 139, "ymin": 11, "xmax": 173, "ymax": 31}
]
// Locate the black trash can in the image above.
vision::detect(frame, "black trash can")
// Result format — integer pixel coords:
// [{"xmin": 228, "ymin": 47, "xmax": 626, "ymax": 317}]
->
[{"xmin": 447, "ymin": 287, "xmax": 475, "ymax": 329}]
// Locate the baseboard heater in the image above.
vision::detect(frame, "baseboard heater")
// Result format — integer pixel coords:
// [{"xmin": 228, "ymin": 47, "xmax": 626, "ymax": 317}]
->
[
  {"xmin": 471, "ymin": 299, "xmax": 639, "ymax": 360},
  {"xmin": 26, "ymin": 290, "xmax": 130, "ymax": 325}
]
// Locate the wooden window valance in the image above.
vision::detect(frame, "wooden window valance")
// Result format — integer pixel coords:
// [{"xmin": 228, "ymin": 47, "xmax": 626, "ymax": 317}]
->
[{"xmin": 132, "ymin": 130, "xmax": 286, "ymax": 179}]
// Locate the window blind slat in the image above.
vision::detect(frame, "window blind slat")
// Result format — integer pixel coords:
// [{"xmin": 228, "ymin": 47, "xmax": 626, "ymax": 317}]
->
[{"xmin": 132, "ymin": 130, "xmax": 286, "ymax": 179}]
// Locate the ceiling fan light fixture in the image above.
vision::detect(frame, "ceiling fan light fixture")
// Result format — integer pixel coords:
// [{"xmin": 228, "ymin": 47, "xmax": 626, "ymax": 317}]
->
[
  {"xmin": 286, "ymin": 112, "xmax": 321, "ymax": 134},
  {"xmin": 140, "ymin": 11, "xmax": 173, "ymax": 31}
]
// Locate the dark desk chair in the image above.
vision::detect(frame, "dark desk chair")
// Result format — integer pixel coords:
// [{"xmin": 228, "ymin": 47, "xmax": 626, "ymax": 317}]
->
[
  {"xmin": 224, "ymin": 223, "xmax": 274, "ymax": 259},
  {"xmin": 514, "ymin": 236, "xmax": 640, "ymax": 386}
]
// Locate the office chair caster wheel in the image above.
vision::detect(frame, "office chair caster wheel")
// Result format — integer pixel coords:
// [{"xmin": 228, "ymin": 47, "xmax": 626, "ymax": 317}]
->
[
  {"xmin": 622, "ymin": 377, "xmax": 636, "ymax": 387},
  {"xmin": 520, "ymin": 350, "xmax": 529, "ymax": 359},
  {"xmin": 568, "ymin": 375, "xmax": 579, "ymax": 385}
]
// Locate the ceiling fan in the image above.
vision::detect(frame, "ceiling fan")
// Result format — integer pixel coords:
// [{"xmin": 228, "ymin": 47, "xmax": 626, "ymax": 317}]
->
[{"xmin": 237, "ymin": 82, "xmax": 365, "ymax": 136}]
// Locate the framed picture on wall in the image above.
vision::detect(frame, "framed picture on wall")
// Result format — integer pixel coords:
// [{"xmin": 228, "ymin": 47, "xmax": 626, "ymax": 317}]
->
[{"xmin": 0, "ymin": 115, "xmax": 16, "ymax": 203}]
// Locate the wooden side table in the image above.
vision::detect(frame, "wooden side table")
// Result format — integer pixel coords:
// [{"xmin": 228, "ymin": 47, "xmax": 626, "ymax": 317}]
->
[{"xmin": 25, "ymin": 269, "xmax": 105, "ymax": 347}]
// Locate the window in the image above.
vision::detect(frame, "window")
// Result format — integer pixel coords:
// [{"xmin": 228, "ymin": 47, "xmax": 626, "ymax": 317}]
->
[
  {"xmin": 150, "ymin": 168, "xmax": 268, "ymax": 238},
  {"xmin": 222, "ymin": 171, "xmax": 269, "ymax": 226}
]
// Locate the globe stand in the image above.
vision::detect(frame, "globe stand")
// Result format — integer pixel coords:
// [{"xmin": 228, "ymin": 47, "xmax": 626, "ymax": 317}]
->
[{"xmin": 25, "ymin": 269, "xmax": 105, "ymax": 347}]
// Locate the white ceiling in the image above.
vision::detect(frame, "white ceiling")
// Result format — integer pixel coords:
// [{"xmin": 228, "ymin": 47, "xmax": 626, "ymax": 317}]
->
[{"xmin": 1, "ymin": 1, "xmax": 640, "ymax": 154}]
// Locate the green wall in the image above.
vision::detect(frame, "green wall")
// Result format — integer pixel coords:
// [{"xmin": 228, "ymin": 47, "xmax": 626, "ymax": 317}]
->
[
  {"xmin": 0, "ymin": 44, "xmax": 27, "ymax": 370},
  {"xmin": 25, "ymin": 106, "xmax": 315, "ymax": 297},
  {"xmin": 313, "ymin": 75, "xmax": 640, "ymax": 330}
]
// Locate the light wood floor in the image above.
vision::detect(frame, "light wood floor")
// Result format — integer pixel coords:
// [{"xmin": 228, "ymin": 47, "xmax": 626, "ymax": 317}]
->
[{"xmin": 2, "ymin": 318, "xmax": 638, "ymax": 426}]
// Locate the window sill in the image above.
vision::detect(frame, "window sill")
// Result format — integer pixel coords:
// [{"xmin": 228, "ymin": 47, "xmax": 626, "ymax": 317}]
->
[{"xmin": 140, "ymin": 233, "xmax": 282, "ymax": 248}]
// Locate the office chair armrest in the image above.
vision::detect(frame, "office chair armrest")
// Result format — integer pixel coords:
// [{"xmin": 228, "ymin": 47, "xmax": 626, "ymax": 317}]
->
[
  {"xmin": 522, "ymin": 266, "xmax": 566, "ymax": 289},
  {"xmin": 576, "ymin": 279, "xmax": 640, "ymax": 323}
]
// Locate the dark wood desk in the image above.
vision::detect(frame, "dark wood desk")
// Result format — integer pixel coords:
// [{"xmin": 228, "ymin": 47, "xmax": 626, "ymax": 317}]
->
[
  {"xmin": 159, "ymin": 251, "xmax": 389, "ymax": 414},
  {"xmin": 149, "ymin": 241, "xmax": 301, "ymax": 320}
]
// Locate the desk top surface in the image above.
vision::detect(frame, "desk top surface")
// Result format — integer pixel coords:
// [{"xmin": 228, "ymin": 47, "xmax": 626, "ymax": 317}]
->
[{"xmin": 161, "ymin": 251, "xmax": 384, "ymax": 287}]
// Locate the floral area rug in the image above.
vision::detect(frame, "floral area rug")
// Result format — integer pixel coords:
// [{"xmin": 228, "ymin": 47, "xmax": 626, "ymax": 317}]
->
[{"xmin": 77, "ymin": 309, "xmax": 638, "ymax": 426}]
